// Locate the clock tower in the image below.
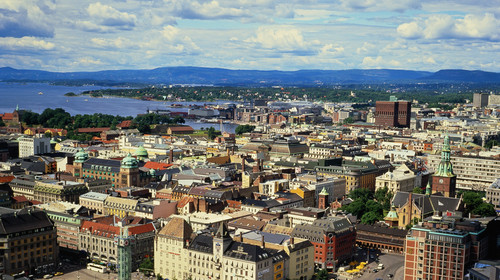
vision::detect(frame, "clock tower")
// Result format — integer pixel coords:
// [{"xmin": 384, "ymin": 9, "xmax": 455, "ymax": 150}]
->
[{"xmin": 432, "ymin": 135, "xmax": 456, "ymax": 197}]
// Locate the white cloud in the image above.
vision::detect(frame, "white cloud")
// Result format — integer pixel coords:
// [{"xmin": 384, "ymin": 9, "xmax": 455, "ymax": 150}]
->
[
  {"xmin": 87, "ymin": 2, "xmax": 137, "ymax": 30},
  {"xmin": 0, "ymin": 0, "xmax": 55, "ymax": 37},
  {"xmin": 362, "ymin": 56, "xmax": 401, "ymax": 68},
  {"xmin": 338, "ymin": 0, "xmax": 421, "ymax": 12},
  {"xmin": 0, "ymin": 36, "xmax": 55, "ymax": 50},
  {"xmin": 244, "ymin": 26, "xmax": 321, "ymax": 55},
  {"xmin": 90, "ymin": 37, "xmax": 133, "ymax": 49},
  {"xmin": 356, "ymin": 42, "xmax": 376, "ymax": 54},
  {"xmin": 397, "ymin": 13, "xmax": 500, "ymax": 41},
  {"xmin": 164, "ymin": 0, "xmax": 248, "ymax": 20}
]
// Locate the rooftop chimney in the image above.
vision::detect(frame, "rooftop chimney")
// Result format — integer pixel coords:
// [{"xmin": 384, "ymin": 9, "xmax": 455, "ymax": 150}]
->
[
  {"xmin": 261, "ymin": 234, "xmax": 265, "ymax": 248},
  {"xmin": 169, "ymin": 149, "xmax": 174, "ymax": 164}
]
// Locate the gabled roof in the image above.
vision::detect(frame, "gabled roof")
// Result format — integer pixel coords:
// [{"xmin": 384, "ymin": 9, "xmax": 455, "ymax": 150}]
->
[{"xmin": 158, "ymin": 217, "xmax": 193, "ymax": 240}]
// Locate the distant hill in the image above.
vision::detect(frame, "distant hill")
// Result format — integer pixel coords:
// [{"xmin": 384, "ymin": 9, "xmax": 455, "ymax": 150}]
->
[{"xmin": 0, "ymin": 66, "xmax": 498, "ymax": 86}]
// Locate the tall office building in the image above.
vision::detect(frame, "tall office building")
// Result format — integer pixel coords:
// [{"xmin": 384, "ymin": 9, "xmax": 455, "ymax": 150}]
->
[
  {"xmin": 18, "ymin": 135, "xmax": 51, "ymax": 158},
  {"xmin": 473, "ymin": 93, "xmax": 489, "ymax": 108},
  {"xmin": 375, "ymin": 101, "xmax": 411, "ymax": 128},
  {"xmin": 404, "ymin": 217, "xmax": 488, "ymax": 280}
]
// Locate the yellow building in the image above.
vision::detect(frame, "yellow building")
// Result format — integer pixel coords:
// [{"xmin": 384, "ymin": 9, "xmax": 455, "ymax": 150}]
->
[
  {"xmin": 103, "ymin": 196, "xmax": 138, "ymax": 218},
  {"xmin": 154, "ymin": 217, "xmax": 192, "ymax": 280}
]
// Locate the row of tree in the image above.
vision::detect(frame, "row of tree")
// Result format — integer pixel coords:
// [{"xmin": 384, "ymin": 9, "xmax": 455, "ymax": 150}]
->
[{"xmin": 19, "ymin": 108, "xmax": 185, "ymax": 140}]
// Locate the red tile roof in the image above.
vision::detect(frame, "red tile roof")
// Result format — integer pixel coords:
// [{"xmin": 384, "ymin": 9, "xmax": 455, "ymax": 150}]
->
[
  {"xmin": 0, "ymin": 175, "xmax": 15, "ymax": 183},
  {"xmin": 12, "ymin": 196, "xmax": 28, "ymax": 203},
  {"xmin": 81, "ymin": 220, "xmax": 120, "ymax": 237},
  {"xmin": 168, "ymin": 126, "xmax": 194, "ymax": 132},
  {"xmin": 128, "ymin": 223, "xmax": 155, "ymax": 235},
  {"xmin": 1, "ymin": 113, "xmax": 13, "ymax": 120},
  {"xmin": 144, "ymin": 162, "xmax": 173, "ymax": 170},
  {"xmin": 177, "ymin": 196, "xmax": 194, "ymax": 208},
  {"xmin": 117, "ymin": 120, "xmax": 133, "ymax": 128},
  {"xmin": 77, "ymin": 127, "xmax": 110, "ymax": 133}
]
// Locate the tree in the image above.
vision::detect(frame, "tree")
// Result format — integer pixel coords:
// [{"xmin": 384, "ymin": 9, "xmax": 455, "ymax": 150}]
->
[
  {"xmin": 342, "ymin": 117, "xmax": 354, "ymax": 124},
  {"xmin": 412, "ymin": 187, "xmax": 424, "ymax": 194},
  {"xmin": 207, "ymin": 126, "xmax": 217, "ymax": 140},
  {"xmin": 472, "ymin": 203, "xmax": 496, "ymax": 217},
  {"xmin": 463, "ymin": 191, "xmax": 483, "ymax": 214},
  {"xmin": 0, "ymin": 119, "xmax": 5, "ymax": 127},
  {"xmin": 349, "ymin": 188, "xmax": 373, "ymax": 201},
  {"xmin": 341, "ymin": 199, "xmax": 366, "ymax": 218},
  {"xmin": 139, "ymin": 257, "xmax": 154, "ymax": 274},
  {"xmin": 361, "ymin": 212, "xmax": 380, "ymax": 225},
  {"xmin": 485, "ymin": 140, "xmax": 499, "ymax": 149},
  {"xmin": 235, "ymin": 124, "xmax": 255, "ymax": 135},
  {"xmin": 44, "ymin": 131, "xmax": 52, "ymax": 138},
  {"xmin": 314, "ymin": 269, "xmax": 328, "ymax": 280}
]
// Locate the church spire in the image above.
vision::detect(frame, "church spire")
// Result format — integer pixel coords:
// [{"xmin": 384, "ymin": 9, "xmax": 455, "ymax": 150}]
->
[
  {"xmin": 435, "ymin": 134, "xmax": 454, "ymax": 177},
  {"xmin": 425, "ymin": 181, "xmax": 431, "ymax": 196}
]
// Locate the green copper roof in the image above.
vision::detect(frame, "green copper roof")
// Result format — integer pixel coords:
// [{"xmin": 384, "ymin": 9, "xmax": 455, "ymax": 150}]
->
[
  {"xmin": 385, "ymin": 206, "xmax": 398, "ymax": 220},
  {"xmin": 425, "ymin": 181, "xmax": 432, "ymax": 196},
  {"xmin": 74, "ymin": 148, "xmax": 89, "ymax": 163},
  {"xmin": 135, "ymin": 145, "xmax": 148, "ymax": 157},
  {"xmin": 121, "ymin": 153, "xmax": 138, "ymax": 168},
  {"xmin": 434, "ymin": 134, "xmax": 455, "ymax": 177},
  {"xmin": 319, "ymin": 187, "xmax": 329, "ymax": 196}
]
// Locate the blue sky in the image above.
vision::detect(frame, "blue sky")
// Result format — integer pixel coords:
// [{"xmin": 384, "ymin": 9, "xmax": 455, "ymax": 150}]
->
[{"xmin": 1, "ymin": 0, "xmax": 499, "ymax": 72}]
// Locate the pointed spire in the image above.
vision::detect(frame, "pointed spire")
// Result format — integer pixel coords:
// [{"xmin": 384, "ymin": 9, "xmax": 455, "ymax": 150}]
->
[
  {"xmin": 216, "ymin": 222, "xmax": 230, "ymax": 238},
  {"xmin": 15, "ymin": 104, "xmax": 19, "ymax": 111},
  {"xmin": 425, "ymin": 181, "xmax": 432, "ymax": 196},
  {"xmin": 319, "ymin": 186, "xmax": 329, "ymax": 196}
]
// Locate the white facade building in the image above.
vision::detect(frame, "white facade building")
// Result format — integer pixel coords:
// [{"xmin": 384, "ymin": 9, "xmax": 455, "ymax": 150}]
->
[{"xmin": 18, "ymin": 135, "xmax": 51, "ymax": 158}]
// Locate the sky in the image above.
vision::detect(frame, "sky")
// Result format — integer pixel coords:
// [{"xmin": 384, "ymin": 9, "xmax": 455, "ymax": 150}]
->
[{"xmin": 1, "ymin": 0, "xmax": 500, "ymax": 72}]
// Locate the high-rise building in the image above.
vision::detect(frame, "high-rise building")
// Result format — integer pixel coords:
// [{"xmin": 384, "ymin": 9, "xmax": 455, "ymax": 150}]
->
[
  {"xmin": 431, "ymin": 135, "xmax": 457, "ymax": 198},
  {"xmin": 375, "ymin": 101, "xmax": 411, "ymax": 128},
  {"xmin": 473, "ymin": 93, "xmax": 489, "ymax": 108},
  {"xmin": 404, "ymin": 216, "xmax": 488, "ymax": 280},
  {"xmin": 18, "ymin": 135, "xmax": 51, "ymax": 158}
]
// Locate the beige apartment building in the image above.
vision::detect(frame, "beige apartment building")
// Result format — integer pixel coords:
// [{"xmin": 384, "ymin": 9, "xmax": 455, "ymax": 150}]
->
[
  {"xmin": 427, "ymin": 154, "xmax": 500, "ymax": 191},
  {"xmin": 154, "ymin": 217, "xmax": 192, "ymax": 280},
  {"xmin": 375, "ymin": 164, "xmax": 416, "ymax": 193},
  {"xmin": 79, "ymin": 192, "xmax": 109, "ymax": 215}
]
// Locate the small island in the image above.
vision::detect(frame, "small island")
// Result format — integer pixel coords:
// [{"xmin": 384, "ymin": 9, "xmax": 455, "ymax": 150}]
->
[{"xmin": 64, "ymin": 92, "xmax": 78, "ymax": 97}]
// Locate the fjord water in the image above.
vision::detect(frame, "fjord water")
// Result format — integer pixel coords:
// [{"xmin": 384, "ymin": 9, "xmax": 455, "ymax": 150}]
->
[{"xmin": 0, "ymin": 82, "xmax": 238, "ymax": 132}]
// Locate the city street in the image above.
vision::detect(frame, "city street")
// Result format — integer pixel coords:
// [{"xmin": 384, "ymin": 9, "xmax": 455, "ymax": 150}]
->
[
  {"xmin": 334, "ymin": 247, "xmax": 405, "ymax": 280},
  {"xmin": 33, "ymin": 266, "xmax": 154, "ymax": 280}
]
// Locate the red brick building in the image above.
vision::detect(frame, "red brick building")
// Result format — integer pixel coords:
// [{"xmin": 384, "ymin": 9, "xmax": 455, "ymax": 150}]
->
[
  {"xmin": 292, "ymin": 216, "xmax": 356, "ymax": 270},
  {"xmin": 404, "ymin": 217, "xmax": 488, "ymax": 280},
  {"xmin": 375, "ymin": 101, "xmax": 411, "ymax": 128}
]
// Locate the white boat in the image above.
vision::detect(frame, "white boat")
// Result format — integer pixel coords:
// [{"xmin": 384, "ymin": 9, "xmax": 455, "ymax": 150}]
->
[{"xmin": 38, "ymin": 91, "xmax": 43, "ymax": 95}]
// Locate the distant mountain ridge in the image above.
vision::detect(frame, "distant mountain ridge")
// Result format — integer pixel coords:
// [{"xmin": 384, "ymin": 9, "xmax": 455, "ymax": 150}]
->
[{"xmin": 0, "ymin": 66, "xmax": 499, "ymax": 86}]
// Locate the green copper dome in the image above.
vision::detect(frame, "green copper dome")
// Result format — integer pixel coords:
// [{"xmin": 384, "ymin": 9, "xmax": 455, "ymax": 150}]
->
[
  {"xmin": 121, "ymin": 153, "xmax": 138, "ymax": 168},
  {"xmin": 135, "ymin": 145, "xmax": 148, "ymax": 160},
  {"xmin": 74, "ymin": 148, "xmax": 89, "ymax": 163},
  {"xmin": 149, "ymin": 169, "xmax": 156, "ymax": 176},
  {"xmin": 136, "ymin": 145, "xmax": 148, "ymax": 156}
]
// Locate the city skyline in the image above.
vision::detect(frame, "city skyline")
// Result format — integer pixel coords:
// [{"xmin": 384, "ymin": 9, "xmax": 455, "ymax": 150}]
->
[{"xmin": 1, "ymin": 0, "xmax": 500, "ymax": 72}]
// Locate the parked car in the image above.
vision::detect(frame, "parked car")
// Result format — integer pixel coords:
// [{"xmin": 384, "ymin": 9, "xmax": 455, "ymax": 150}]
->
[{"xmin": 43, "ymin": 274, "xmax": 53, "ymax": 279}]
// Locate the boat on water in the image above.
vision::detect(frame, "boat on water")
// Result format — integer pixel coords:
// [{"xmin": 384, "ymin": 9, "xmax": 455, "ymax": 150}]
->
[
  {"xmin": 84, "ymin": 99, "xmax": 88, "ymax": 101},
  {"xmin": 38, "ymin": 91, "xmax": 43, "ymax": 95}
]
